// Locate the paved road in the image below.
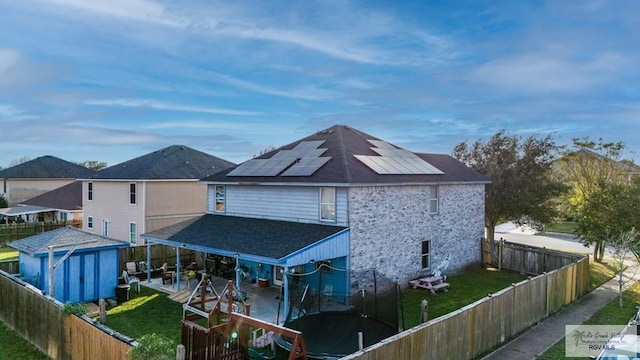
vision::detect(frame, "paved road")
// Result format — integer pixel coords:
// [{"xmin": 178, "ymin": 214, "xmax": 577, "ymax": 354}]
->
[{"xmin": 495, "ymin": 222, "xmax": 594, "ymax": 255}]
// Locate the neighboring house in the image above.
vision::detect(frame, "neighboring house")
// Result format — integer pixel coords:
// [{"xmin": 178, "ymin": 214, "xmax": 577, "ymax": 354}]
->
[
  {"xmin": 0, "ymin": 156, "xmax": 96, "ymax": 207},
  {"xmin": 81, "ymin": 145, "xmax": 235, "ymax": 245},
  {"xmin": 142, "ymin": 125, "xmax": 489, "ymax": 313},
  {"xmin": 13, "ymin": 181, "xmax": 84, "ymax": 223},
  {"xmin": 7, "ymin": 227, "xmax": 129, "ymax": 303}
]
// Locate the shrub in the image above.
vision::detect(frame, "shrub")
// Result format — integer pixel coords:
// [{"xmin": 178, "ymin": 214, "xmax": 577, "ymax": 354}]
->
[{"xmin": 63, "ymin": 302, "xmax": 87, "ymax": 317}]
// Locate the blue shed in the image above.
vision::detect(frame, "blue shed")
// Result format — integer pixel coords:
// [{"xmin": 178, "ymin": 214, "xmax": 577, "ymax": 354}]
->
[{"xmin": 8, "ymin": 227, "xmax": 129, "ymax": 303}]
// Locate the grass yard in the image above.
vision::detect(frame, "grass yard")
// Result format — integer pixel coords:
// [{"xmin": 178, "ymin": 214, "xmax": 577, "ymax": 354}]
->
[
  {"xmin": 104, "ymin": 286, "xmax": 184, "ymax": 346},
  {"xmin": 545, "ymin": 221, "xmax": 578, "ymax": 234},
  {"xmin": 0, "ymin": 321, "xmax": 50, "ymax": 360},
  {"xmin": 0, "ymin": 246, "xmax": 18, "ymax": 261},
  {"xmin": 401, "ymin": 268, "xmax": 527, "ymax": 329}
]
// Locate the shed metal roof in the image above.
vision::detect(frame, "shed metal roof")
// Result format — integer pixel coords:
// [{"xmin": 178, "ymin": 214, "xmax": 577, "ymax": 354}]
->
[{"xmin": 8, "ymin": 227, "xmax": 129, "ymax": 256}]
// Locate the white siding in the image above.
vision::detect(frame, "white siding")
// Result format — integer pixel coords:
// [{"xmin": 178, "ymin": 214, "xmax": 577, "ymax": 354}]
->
[
  {"xmin": 207, "ymin": 185, "xmax": 348, "ymax": 226},
  {"xmin": 82, "ymin": 181, "xmax": 145, "ymax": 243}
]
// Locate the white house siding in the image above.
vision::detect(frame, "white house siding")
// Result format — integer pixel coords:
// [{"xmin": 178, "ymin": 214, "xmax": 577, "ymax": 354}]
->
[
  {"xmin": 208, "ymin": 185, "xmax": 348, "ymax": 226},
  {"xmin": 348, "ymin": 184, "xmax": 485, "ymax": 283},
  {"xmin": 82, "ymin": 181, "xmax": 145, "ymax": 244}
]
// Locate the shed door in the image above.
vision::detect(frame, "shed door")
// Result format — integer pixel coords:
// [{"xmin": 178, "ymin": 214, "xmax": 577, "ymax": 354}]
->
[{"xmin": 65, "ymin": 253, "xmax": 97, "ymax": 303}]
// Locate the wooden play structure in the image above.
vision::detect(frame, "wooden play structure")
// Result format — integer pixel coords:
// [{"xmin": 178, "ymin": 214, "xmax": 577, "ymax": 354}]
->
[{"xmin": 181, "ymin": 275, "xmax": 308, "ymax": 360}]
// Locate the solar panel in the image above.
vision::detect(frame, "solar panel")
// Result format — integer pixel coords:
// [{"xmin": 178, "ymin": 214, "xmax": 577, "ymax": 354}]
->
[
  {"xmin": 368, "ymin": 140, "xmax": 396, "ymax": 149},
  {"xmin": 281, "ymin": 157, "xmax": 332, "ymax": 176},
  {"xmin": 227, "ymin": 140, "xmax": 330, "ymax": 177},
  {"xmin": 355, "ymin": 155, "xmax": 443, "ymax": 174}
]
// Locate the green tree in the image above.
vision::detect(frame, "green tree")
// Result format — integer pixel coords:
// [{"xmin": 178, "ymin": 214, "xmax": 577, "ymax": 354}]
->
[
  {"xmin": 557, "ymin": 137, "xmax": 629, "ymax": 261},
  {"xmin": 607, "ymin": 228, "xmax": 639, "ymax": 308},
  {"xmin": 0, "ymin": 194, "xmax": 7, "ymax": 208},
  {"xmin": 76, "ymin": 160, "xmax": 107, "ymax": 171},
  {"xmin": 453, "ymin": 130, "xmax": 567, "ymax": 241}
]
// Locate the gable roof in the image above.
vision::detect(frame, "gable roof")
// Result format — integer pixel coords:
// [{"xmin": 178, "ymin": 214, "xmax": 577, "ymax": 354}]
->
[
  {"xmin": 201, "ymin": 124, "xmax": 490, "ymax": 185},
  {"xmin": 0, "ymin": 205, "xmax": 52, "ymax": 217},
  {"xmin": 93, "ymin": 145, "xmax": 236, "ymax": 180},
  {"xmin": 0, "ymin": 156, "xmax": 96, "ymax": 179},
  {"xmin": 8, "ymin": 227, "xmax": 129, "ymax": 256},
  {"xmin": 142, "ymin": 214, "xmax": 347, "ymax": 260},
  {"xmin": 20, "ymin": 181, "xmax": 82, "ymax": 211}
]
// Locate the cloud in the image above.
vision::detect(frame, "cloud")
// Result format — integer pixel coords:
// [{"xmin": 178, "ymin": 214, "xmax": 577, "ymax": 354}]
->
[
  {"xmin": 0, "ymin": 48, "xmax": 60, "ymax": 94},
  {"xmin": 85, "ymin": 98, "xmax": 262, "ymax": 116}
]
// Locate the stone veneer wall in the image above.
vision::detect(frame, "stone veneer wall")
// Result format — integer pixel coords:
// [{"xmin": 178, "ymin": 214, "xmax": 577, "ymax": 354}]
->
[{"xmin": 348, "ymin": 184, "xmax": 485, "ymax": 284}]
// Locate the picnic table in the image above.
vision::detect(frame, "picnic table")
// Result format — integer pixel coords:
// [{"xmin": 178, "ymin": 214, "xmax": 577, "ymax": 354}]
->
[{"xmin": 409, "ymin": 275, "xmax": 450, "ymax": 294}]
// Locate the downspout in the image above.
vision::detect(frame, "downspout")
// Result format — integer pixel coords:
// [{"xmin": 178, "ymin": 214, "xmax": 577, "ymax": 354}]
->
[{"xmin": 283, "ymin": 266, "xmax": 290, "ymax": 324}]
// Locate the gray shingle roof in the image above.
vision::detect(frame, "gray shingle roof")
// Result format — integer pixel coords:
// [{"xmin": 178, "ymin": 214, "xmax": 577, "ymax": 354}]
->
[
  {"xmin": 202, "ymin": 125, "xmax": 490, "ymax": 185},
  {"xmin": 0, "ymin": 156, "xmax": 96, "ymax": 179},
  {"xmin": 20, "ymin": 181, "xmax": 82, "ymax": 211},
  {"xmin": 142, "ymin": 214, "xmax": 347, "ymax": 260},
  {"xmin": 94, "ymin": 145, "xmax": 236, "ymax": 180},
  {"xmin": 8, "ymin": 227, "xmax": 129, "ymax": 256}
]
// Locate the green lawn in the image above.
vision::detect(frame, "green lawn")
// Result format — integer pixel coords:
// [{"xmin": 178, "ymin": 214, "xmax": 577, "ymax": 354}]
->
[
  {"xmin": 401, "ymin": 268, "xmax": 527, "ymax": 329},
  {"xmin": 545, "ymin": 221, "xmax": 578, "ymax": 234},
  {"xmin": 0, "ymin": 246, "xmax": 18, "ymax": 261},
  {"xmin": 0, "ymin": 321, "xmax": 50, "ymax": 360}
]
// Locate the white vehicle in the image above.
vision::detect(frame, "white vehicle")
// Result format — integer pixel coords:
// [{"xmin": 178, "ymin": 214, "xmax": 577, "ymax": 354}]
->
[{"xmin": 592, "ymin": 334, "xmax": 639, "ymax": 359}]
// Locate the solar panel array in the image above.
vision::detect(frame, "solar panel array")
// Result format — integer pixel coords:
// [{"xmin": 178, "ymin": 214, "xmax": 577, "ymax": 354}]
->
[
  {"xmin": 227, "ymin": 141, "xmax": 331, "ymax": 177},
  {"xmin": 355, "ymin": 140, "xmax": 444, "ymax": 175}
]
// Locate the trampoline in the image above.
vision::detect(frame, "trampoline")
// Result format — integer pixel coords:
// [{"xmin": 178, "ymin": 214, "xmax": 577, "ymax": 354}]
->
[
  {"xmin": 278, "ymin": 312, "xmax": 397, "ymax": 359},
  {"xmin": 277, "ymin": 265, "xmax": 401, "ymax": 359}
]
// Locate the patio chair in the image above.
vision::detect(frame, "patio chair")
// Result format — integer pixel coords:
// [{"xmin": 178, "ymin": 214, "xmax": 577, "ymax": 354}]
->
[
  {"xmin": 125, "ymin": 262, "xmax": 137, "ymax": 276},
  {"xmin": 160, "ymin": 263, "xmax": 174, "ymax": 286},
  {"xmin": 122, "ymin": 270, "xmax": 140, "ymax": 292}
]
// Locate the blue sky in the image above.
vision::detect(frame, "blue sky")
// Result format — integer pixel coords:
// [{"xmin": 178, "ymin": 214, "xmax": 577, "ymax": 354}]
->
[{"xmin": 1, "ymin": 0, "xmax": 639, "ymax": 168}]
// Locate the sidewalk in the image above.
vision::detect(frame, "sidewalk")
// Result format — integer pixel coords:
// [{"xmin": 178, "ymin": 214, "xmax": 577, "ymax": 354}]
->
[{"xmin": 481, "ymin": 259, "xmax": 639, "ymax": 360}]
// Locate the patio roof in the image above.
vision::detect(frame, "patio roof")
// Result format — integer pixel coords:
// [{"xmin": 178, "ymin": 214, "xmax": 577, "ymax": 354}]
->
[
  {"xmin": 0, "ymin": 205, "xmax": 53, "ymax": 216},
  {"xmin": 142, "ymin": 214, "xmax": 348, "ymax": 264}
]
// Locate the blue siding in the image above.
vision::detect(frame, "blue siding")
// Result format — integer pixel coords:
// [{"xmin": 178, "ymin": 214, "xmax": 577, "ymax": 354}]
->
[{"xmin": 208, "ymin": 185, "xmax": 348, "ymax": 226}]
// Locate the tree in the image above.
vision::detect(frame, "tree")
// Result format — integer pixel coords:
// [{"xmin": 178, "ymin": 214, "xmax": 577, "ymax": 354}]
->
[
  {"xmin": 608, "ymin": 228, "xmax": 639, "ymax": 308},
  {"xmin": 453, "ymin": 130, "xmax": 567, "ymax": 241},
  {"xmin": 76, "ymin": 160, "xmax": 107, "ymax": 171},
  {"xmin": 556, "ymin": 137, "xmax": 629, "ymax": 261},
  {"xmin": 8, "ymin": 156, "xmax": 30, "ymax": 168},
  {"xmin": 0, "ymin": 194, "xmax": 7, "ymax": 208}
]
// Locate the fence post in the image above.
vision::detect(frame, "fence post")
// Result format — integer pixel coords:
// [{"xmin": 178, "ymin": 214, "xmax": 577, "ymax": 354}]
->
[
  {"xmin": 498, "ymin": 239, "xmax": 503, "ymax": 271},
  {"xmin": 99, "ymin": 299, "xmax": 107, "ymax": 324},
  {"xmin": 420, "ymin": 299, "xmax": 428, "ymax": 323},
  {"xmin": 176, "ymin": 344, "xmax": 185, "ymax": 360}
]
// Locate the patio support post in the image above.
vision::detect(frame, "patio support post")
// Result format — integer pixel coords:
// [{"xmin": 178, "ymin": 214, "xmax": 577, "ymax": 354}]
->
[
  {"xmin": 283, "ymin": 267, "xmax": 290, "ymax": 322},
  {"xmin": 234, "ymin": 253, "xmax": 240, "ymax": 290},
  {"xmin": 146, "ymin": 241, "xmax": 152, "ymax": 283},
  {"xmin": 176, "ymin": 247, "xmax": 181, "ymax": 290}
]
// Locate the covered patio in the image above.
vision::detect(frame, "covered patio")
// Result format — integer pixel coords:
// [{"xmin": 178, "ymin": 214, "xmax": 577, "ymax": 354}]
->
[{"xmin": 140, "ymin": 214, "xmax": 349, "ymax": 323}]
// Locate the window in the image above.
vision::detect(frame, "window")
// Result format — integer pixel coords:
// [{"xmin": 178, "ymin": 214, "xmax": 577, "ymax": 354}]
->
[
  {"xmin": 87, "ymin": 182, "xmax": 93, "ymax": 201},
  {"xmin": 130, "ymin": 183, "xmax": 136, "ymax": 204},
  {"xmin": 60, "ymin": 212, "xmax": 67, "ymax": 222},
  {"xmin": 421, "ymin": 240, "xmax": 431, "ymax": 269},
  {"xmin": 320, "ymin": 187, "xmax": 336, "ymax": 221},
  {"xmin": 129, "ymin": 222, "xmax": 137, "ymax": 244},
  {"xmin": 215, "ymin": 185, "xmax": 225, "ymax": 212},
  {"xmin": 87, "ymin": 216, "xmax": 93, "ymax": 229},
  {"xmin": 102, "ymin": 219, "xmax": 109, "ymax": 237},
  {"xmin": 428, "ymin": 186, "xmax": 438, "ymax": 214}
]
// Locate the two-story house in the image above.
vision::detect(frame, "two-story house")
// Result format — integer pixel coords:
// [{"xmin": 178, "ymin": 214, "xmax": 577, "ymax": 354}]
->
[
  {"xmin": 142, "ymin": 125, "xmax": 489, "ymax": 315},
  {"xmin": 81, "ymin": 145, "xmax": 235, "ymax": 247},
  {"xmin": 0, "ymin": 156, "xmax": 96, "ymax": 207}
]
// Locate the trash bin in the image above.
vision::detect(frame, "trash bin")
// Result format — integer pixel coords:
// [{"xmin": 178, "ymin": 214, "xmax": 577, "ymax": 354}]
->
[{"xmin": 116, "ymin": 284, "xmax": 130, "ymax": 304}]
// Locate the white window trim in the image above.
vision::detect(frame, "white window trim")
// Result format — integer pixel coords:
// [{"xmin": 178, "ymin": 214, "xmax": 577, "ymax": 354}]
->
[
  {"xmin": 87, "ymin": 216, "xmax": 93, "ymax": 229},
  {"xmin": 319, "ymin": 187, "xmax": 336, "ymax": 222},
  {"xmin": 214, "ymin": 185, "xmax": 226, "ymax": 213},
  {"xmin": 421, "ymin": 240, "xmax": 431, "ymax": 270},
  {"xmin": 129, "ymin": 222, "xmax": 137, "ymax": 244},
  {"xmin": 129, "ymin": 182, "xmax": 136, "ymax": 205},
  {"xmin": 429, "ymin": 185, "xmax": 439, "ymax": 214},
  {"xmin": 102, "ymin": 218, "xmax": 109, "ymax": 237},
  {"xmin": 87, "ymin": 182, "xmax": 93, "ymax": 201}
]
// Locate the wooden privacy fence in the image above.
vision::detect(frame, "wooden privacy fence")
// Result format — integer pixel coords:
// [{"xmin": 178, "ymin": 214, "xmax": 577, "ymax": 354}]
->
[
  {"xmin": 0, "ymin": 220, "xmax": 81, "ymax": 244},
  {"xmin": 0, "ymin": 270, "xmax": 133, "ymax": 359},
  {"xmin": 343, "ymin": 253, "xmax": 589, "ymax": 360},
  {"xmin": 483, "ymin": 238, "xmax": 585, "ymax": 274}
]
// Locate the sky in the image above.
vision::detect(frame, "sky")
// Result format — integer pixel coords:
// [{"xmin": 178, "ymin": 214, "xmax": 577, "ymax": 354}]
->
[{"xmin": 1, "ymin": 0, "xmax": 639, "ymax": 169}]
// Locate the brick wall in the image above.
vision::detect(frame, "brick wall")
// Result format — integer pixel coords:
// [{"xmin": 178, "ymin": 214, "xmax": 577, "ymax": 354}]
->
[{"xmin": 348, "ymin": 184, "xmax": 485, "ymax": 283}]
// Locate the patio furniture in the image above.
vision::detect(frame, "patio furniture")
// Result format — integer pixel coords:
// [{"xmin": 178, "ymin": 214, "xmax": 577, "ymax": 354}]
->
[
  {"xmin": 125, "ymin": 262, "xmax": 137, "ymax": 276},
  {"xmin": 122, "ymin": 270, "xmax": 141, "ymax": 292},
  {"xmin": 160, "ymin": 263, "xmax": 175, "ymax": 286},
  {"xmin": 409, "ymin": 275, "xmax": 449, "ymax": 294}
]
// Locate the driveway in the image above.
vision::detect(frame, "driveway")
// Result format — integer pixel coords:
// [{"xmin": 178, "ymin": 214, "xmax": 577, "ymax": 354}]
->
[{"xmin": 495, "ymin": 222, "xmax": 593, "ymax": 255}]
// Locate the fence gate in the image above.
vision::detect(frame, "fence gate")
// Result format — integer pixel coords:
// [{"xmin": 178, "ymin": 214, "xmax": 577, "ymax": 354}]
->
[
  {"xmin": 182, "ymin": 321, "xmax": 248, "ymax": 360},
  {"xmin": 482, "ymin": 237, "xmax": 493, "ymax": 266}
]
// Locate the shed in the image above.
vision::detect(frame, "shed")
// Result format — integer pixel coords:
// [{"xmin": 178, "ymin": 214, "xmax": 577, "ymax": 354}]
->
[{"xmin": 8, "ymin": 227, "xmax": 129, "ymax": 303}]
